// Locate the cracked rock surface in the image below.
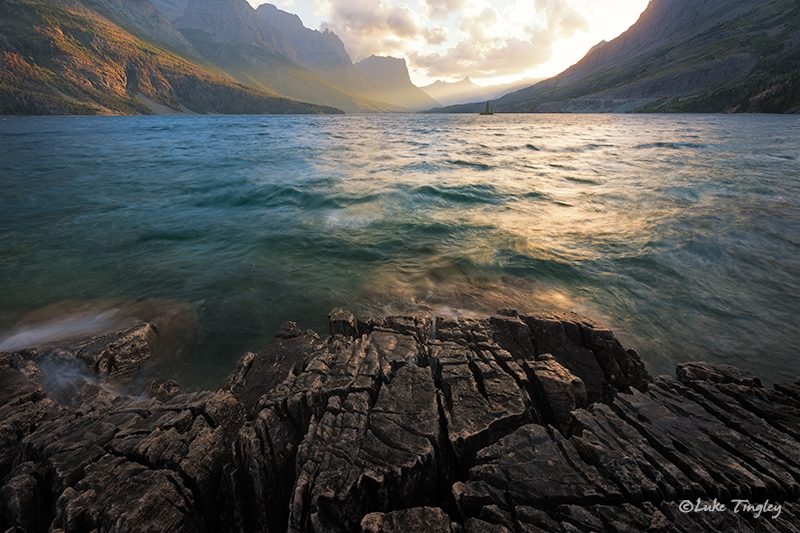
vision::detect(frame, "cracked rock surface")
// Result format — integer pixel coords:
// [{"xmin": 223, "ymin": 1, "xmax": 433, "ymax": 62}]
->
[{"xmin": 2, "ymin": 308, "xmax": 800, "ymax": 532}]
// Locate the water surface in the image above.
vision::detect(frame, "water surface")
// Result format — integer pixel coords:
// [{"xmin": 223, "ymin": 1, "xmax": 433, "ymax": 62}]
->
[{"xmin": 1, "ymin": 113, "xmax": 798, "ymax": 389}]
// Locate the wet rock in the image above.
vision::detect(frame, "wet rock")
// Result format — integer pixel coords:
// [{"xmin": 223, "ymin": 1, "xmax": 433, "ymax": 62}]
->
[
  {"xmin": 528, "ymin": 354, "xmax": 587, "ymax": 435},
  {"xmin": 463, "ymin": 517, "xmax": 512, "ymax": 532},
  {"xmin": 676, "ymin": 361, "xmax": 763, "ymax": 387},
  {"xmin": 79, "ymin": 322, "xmax": 156, "ymax": 384},
  {"xmin": 459, "ymin": 423, "xmax": 623, "ymax": 512},
  {"xmin": 430, "ymin": 341, "xmax": 530, "ymax": 469},
  {"xmin": 328, "ymin": 307, "xmax": 358, "ymax": 338},
  {"xmin": 148, "ymin": 378, "xmax": 183, "ymax": 402},
  {"xmin": 521, "ymin": 312, "xmax": 652, "ymax": 403},
  {"xmin": 52, "ymin": 454, "xmax": 203, "ymax": 532},
  {"xmin": 221, "ymin": 324, "xmax": 324, "ymax": 415},
  {"xmin": 2, "ymin": 309, "xmax": 799, "ymax": 533},
  {"xmin": 0, "ymin": 461, "xmax": 49, "ymax": 532},
  {"xmin": 360, "ymin": 507, "xmax": 453, "ymax": 532},
  {"xmin": 0, "ymin": 354, "xmax": 55, "ymax": 427}
]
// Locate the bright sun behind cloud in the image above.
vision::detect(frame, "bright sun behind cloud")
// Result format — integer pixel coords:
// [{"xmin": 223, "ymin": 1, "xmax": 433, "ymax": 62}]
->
[{"xmin": 254, "ymin": 0, "xmax": 650, "ymax": 86}]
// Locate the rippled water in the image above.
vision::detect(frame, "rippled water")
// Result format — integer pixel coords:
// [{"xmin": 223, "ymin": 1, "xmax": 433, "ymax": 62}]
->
[{"xmin": 1, "ymin": 113, "xmax": 798, "ymax": 389}]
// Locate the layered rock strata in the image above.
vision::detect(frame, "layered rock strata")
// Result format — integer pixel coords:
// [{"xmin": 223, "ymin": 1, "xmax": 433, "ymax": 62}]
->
[{"xmin": 2, "ymin": 308, "xmax": 800, "ymax": 532}]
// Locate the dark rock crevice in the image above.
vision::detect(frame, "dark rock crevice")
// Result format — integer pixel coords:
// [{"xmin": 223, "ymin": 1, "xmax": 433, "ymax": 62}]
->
[{"xmin": 2, "ymin": 308, "xmax": 800, "ymax": 532}]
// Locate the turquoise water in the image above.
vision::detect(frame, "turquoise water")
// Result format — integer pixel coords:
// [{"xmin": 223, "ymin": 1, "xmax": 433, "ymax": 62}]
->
[{"xmin": 1, "ymin": 113, "xmax": 798, "ymax": 389}]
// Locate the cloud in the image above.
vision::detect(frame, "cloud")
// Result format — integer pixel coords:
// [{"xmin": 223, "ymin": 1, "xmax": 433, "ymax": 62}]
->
[
  {"xmin": 386, "ymin": 4, "xmax": 418, "ymax": 37},
  {"xmin": 541, "ymin": 0, "xmax": 590, "ymax": 38},
  {"xmin": 317, "ymin": 1, "xmax": 429, "ymax": 60},
  {"xmin": 317, "ymin": 0, "xmax": 590, "ymax": 80},
  {"xmin": 423, "ymin": 26, "xmax": 449, "ymax": 46},
  {"xmin": 421, "ymin": 0, "xmax": 470, "ymax": 19},
  {"xmin": 411, "ymin": 0, "xmax": 590, "ymax": 80}
]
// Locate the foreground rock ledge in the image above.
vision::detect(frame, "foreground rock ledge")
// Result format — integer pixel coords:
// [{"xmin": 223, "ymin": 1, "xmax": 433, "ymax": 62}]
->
[{"xmin": 2, "ymin": 309, "xmax": 800, "ymax": 532}]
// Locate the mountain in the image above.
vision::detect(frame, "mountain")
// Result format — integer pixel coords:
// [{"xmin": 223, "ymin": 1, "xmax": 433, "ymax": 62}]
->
[
  {"xmin": 0, "ymin": 0, "xmax": 341, "ymax": 114},
  {"xmin": 421, "ymin": 77, "xmax": 490, "ymax": 107},
  {"xmin": 254, "ymin": 3, "xmax": 402, "ymax": 109},
  {"xmin": 421, "ymin": 77, "xmax": 547, "ymax": 108},
  {"xmin": 175, "ymin": 0, "xmax": 297, "ymax": 61},
  {"xmin": 355, "ymin": 55, "xmax": 441, "ymax": 111},
  {"xmin": 174, "ymin": 0, "xmax": 396, "ymax": 113},
  {"xmin": 149, "ymin": 0, "xmax": 188, "ymax": 20},
  {"xmin": 421, "ymin": 77, "xmax": 544, "ymax": 107},
  {"xmin": 482, "ymin": 78, "xmax": 545, "ymax": 100},
  {"xmin": 437, "ymin": 0, "xmax": 800, "ymax": 113},
  {"xmin": 254, "ymin": 3, "xmax": 348, "ymax": 71}
]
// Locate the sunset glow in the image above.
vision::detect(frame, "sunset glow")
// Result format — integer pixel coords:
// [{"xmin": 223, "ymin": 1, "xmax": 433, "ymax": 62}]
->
[{"xmin": 254, "ymin": 0, "xmax": 650, "ymax": 85}]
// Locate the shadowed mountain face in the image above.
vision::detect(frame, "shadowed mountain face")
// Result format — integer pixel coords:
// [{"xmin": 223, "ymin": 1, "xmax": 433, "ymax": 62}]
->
[
  {"xmin": 356, "ymin": 55, "xmax": 441, "ymax": 111},
  {"xmin": 149, "ymin": 0, "xmax": 188, "ymax": 20},
  {"xmin": 172, "ymin": 0, "xmax": 396, "ymax": 113},
  {"xmin": 255, "ymin": 3, "xmax": 349, "ymax": 70},
  {"xmin": 439, "ymin": 0, "xmax": 800, "ymax": 113},
  {"xmin": 175, "ymin": 0, "xmax": 298, "ymax": 61},
  {"xmin": 254, "ymin": 3, "xmax": 403, "ymax": 110}
]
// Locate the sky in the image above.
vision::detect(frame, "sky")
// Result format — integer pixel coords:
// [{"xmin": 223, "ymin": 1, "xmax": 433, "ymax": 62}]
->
[{"xmin": 250, "ymin": 0, "xmax": 650, "ymax": 87}]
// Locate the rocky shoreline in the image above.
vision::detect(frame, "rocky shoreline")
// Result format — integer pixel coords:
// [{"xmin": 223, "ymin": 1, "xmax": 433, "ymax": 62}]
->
[{"xmin": 2, "ymin": 308, "xmax": 800, "ymax": 532}]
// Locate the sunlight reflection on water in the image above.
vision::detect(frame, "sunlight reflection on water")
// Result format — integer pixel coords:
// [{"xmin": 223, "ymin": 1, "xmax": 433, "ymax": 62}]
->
[{"xmin": 1, "ymin": 114, "xmax": 799, "ymax": 388}]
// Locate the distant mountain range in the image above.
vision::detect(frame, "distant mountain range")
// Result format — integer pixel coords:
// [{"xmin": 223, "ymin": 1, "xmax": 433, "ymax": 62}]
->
[
  {"xmin": 2, "ymin": 0, "xmax": 797, "ymax": 114},
  {"xmin": 436, "ymin": 0, "xmax": 800, "ymax": 114},
  {"xmin": 420, "ymin": 76, "xmax": 542, "ymax": 108}
]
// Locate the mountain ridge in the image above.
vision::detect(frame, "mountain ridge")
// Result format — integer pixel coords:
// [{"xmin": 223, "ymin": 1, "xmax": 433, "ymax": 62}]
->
[
  {"xmin": 254, "ymin": 3, "xmax": 405, "ymax": 111},
  {"xmin": 0, "ymin": 0, "xmax": 342, "ymax": 115},
  {"xmin": 355, "ymin": 55, "xmax": 440, "ymax": 111},
  {"xmin": 433, "ymin": 0, "xmax": 800, "ymax": 113},
  {"xmin": 421, "ymin": 76, "xmax": 544, "ymax": 107}
]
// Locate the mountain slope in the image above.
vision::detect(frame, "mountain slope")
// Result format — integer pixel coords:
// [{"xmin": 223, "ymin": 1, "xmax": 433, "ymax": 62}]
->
[
  {"xmin": 254, "ymin": 3, "xmax": 401, "ymax": 109},
  {"xmin": 422, "ymin": 77, "xmax": 545, "ymax": 107},
  {"xmin": 421, "ymin": 77, "xmax": 490, "ymax": 107},
  {"xmin": 174, "ymin": 0, "xmax": 395, "ymax": 113},
  {"xmin": 0, "ymin": 0, "xmax": 341, "ymax": 114},
  {"xmin": 439, "ymin": 0, "xmax": 800, "ymax": 113},
  {"xmin": 355, "ymin": 55, "xmax": 441, "ymax": 111}
]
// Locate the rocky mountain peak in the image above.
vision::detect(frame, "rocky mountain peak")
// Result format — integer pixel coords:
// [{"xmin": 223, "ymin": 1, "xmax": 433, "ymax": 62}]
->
[
  {"xmin": 255, "ymin": 3, "xmax": 350, "ymax": 70},
  {"xmin": 175, "ymin": 0, "xmax": 298, "ymax": 61},
  {"xmin": 355, "ymin": 55, "xmax": 413, "ymax": 86}
]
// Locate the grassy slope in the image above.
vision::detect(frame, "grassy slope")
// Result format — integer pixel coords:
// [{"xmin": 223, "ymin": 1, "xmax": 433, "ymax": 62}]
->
[{"xmin": 0, "ymin": 0, "xmax": 342, "ymax": 114}]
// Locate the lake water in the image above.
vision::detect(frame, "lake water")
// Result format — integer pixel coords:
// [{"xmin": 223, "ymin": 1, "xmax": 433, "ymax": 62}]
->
[{"xmin": 1, "ymin": 113, "xmax": 798, "ymax": 390}]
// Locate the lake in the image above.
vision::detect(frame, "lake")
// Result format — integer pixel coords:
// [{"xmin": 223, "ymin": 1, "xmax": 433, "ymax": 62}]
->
[{"xmin": 1, "ymin": 113, "xmax": 798, "ymax": 389}]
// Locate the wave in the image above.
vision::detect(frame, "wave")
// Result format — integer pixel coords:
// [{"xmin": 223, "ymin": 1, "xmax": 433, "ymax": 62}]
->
[
  {"xmin": 410, "ymin": 183, "xmax": 501, "ymax": 205},
  {"xmin": 564, "ymin": 143, "xmax": 616, "ymax": 153},
  {"xmin": 448, "ymin": 159, "xmax": 493, "ymax": 171},
  {"xmin": 563, "ymin": 175, "xmax": 599, "ymax": 185},
  {"xmin": 635, "ymin": 142, "xmax": 707, "ymax": 150},
  {"xmin": 0, "ymin": 309, "xmax": 130, "ymax": 352}
]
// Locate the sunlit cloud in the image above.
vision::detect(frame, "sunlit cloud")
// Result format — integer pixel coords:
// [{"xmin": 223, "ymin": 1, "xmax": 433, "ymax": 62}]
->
[
  {"xmin": 404, "ymin": 0, "xmax": 589, "ymax": 81},
  {"xmin": 290, "ymin": 0, "xmax": 648, "ymax": 85},
  {"xmin": 421, "ymin": 0, "xmax": 469, "ymax": 20}
]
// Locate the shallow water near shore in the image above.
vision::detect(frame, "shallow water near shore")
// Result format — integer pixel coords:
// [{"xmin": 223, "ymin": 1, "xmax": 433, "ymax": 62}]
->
[{"xmin": 1, "ymin": 113, "xmax": 798, "ymax": 389}]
